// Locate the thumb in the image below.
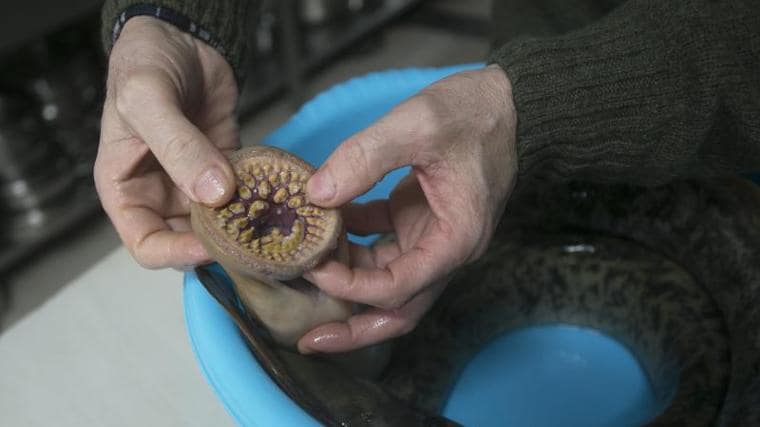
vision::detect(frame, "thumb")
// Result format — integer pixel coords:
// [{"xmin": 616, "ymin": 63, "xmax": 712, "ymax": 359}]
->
[
  {"xmin": 306, "ymin": 100, "xmax": 427, "ymax": 207},
  {"xmin": 115, "ymin": 72, "xmax": 235, "ymax": 206}
]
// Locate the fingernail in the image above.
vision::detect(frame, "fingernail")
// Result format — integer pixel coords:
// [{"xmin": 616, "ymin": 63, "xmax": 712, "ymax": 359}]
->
[
  {"xmin": 297, "ymin": 329, "xmax": 340, "ymax": 354},
  {"xmin": 302, "ymin": 270, "xmax": 315, "ymax": 283},
  {"xmin": 194, "ymin": 167, "xmax": 228, "ymax": 204},
  {"xmin": 300, "ymin": 333, "xmax": 339, "ymax": 354},
  {"xmin": 297, "ymin": 343, "xmax": 316, "ymax": 355},
  {"xmin": 307, "ymin": 171, "xmax": 336, "ymax": 202},
  {"xmin": 189, "ymin": 239, "xmax": 210, "ymax": 262}
]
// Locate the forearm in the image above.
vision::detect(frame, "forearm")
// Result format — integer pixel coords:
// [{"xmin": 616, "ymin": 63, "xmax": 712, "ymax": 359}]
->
[
  {"xmin": 491, "ymin": 0, "xmax": 760, "ymax": 185},
  {"xmin": 101, "ymin": 0, "xmax": 254, "ymax": 83}
]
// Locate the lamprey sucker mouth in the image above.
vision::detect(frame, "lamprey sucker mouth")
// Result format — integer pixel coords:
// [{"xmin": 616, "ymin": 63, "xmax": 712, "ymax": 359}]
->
[
  {"xmin": 190, "ymin": 145, "xmax": 351, "ymax": 348},
  {"xmin": 192, "ymin": 175, "xmax": 760, "ymax": 427}
]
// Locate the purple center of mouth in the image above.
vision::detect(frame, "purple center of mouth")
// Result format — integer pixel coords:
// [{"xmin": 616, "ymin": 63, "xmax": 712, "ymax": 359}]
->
[
  {"xmin": 213, "ymin": 162, "xmax": 331, "ymax": 262},
  {"xmin": 248, "ymin": 198, "xmax": 298, "ymax": 239}
]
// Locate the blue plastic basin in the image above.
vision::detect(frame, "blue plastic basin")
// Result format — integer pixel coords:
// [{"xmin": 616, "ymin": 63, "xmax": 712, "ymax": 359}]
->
[{"xmin": 183, "ymin": 64, "xmax": 667, "ymax": 426}]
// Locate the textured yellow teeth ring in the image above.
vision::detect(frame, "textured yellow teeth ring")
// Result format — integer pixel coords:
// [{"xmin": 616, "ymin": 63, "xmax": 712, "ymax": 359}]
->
[
  {"xmin": 190, "ymin": 145, "xmax": 342, "ymax": 282},
  {"xmin": 190, "ymin": 145, "xmax": 350, "ymax": 347}
]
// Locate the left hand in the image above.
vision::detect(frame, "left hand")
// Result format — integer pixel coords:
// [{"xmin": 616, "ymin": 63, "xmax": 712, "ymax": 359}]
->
[
  {"xmin": 94, "ymin": 17, "xmax": 239, "ymax": 270},
  {"xmin": 297, "ymin": 65, "xmax": 518, "ymax": 353}
]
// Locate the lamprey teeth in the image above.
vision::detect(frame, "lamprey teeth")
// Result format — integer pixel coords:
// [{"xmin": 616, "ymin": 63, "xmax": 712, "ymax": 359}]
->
[
  {"xmin": 261, "ymin": 220, "xmax": 305, "ymax": 257},
  {"xmin": 231, "ymin": 217, "xmax": 249, "ymax": 229},
  {"xmin": 296, "ymin": 206, "xmax": 320, "ymax": 217},
  {"xmin": 229, "ymin": 203, "xmax": 245, "ymax": 215},
  {"xmin": 190, "ymin": 145, "xmax": 343, "ymax": 281},
  {"xmin": 257, "ymin": 181, "xmax": 271, "ymax": 199},
  {"xmin": 288, "ymin": 182, "xmax": 302, "ymax": 196},
  {"xmin": 249, "ymin": 200, "xmax": 269, "ymax": 219},
  {"xmin": 287, "ymin": 196, "xmax": 304, "ymax": 209},
  {"xmin": 217, "ymin": 208, "xmax": 233, "ymax": 219},
  {"xmin": 238, "ymin": 186, "xmax": 252, "ymax": 200},
  {"xmin": 225, "ymin": 223, "xmax": 240, "ymax": 238},
  {"xmin": 305, "ymin": 217, "xmax": 325, "ymax": 226},
  {"xmin": 240, "ymin": 172, "xmax": 256, "ymax": 188},
  {"xmin": 239, "ymin": 227, "xmax": 254, "ymax": 243},
  {"xmin": 273, "ymin": 188, "xmax": 289, "ymax": 204}
]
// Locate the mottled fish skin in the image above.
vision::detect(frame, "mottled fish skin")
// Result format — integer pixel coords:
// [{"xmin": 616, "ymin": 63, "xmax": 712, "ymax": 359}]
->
[
  {"xmin": 382, "ymin": 232, "xmax": 729, "ymax": 425},
  {"xmin": 505, "ymin": 178, "xmax": 760, "ymax": 426},
  {"xmin": 383, "ymin": 177, "xmax": 758, "ymax": 426},
  {"xmin": 196, "ymin": 266, "xmax": 460, "ymax": 427},
  {"xmin": 200, "ymin": 177, "xmax": 760, "ymax": 427}
]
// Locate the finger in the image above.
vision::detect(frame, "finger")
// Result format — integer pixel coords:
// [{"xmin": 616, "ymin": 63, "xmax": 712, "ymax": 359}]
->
[
  {"xmin": 100, "ymin": 184, "xmax": 208, "ymax": 269},
  {"xmin": 165, "ymin": 216, "xmax": 192, "ymax": 232},
  {"xmin": 307, "ymin": 221, "xmax": 463, "ymax": 309},
  {"xmin": 111, "ymin": 205, "xmax": 210, "ymax": 269},
  {"xmin": 306, "ymin": 97, "xmax": 435, "ymax": 207},
  {"xmin": 342, "ymin": 200, "xmax": 393, "ymax": 236},
  {"xmin": 114, "ymin": 171, "xmax": 193, "ymax": 218},
  {"xmin": 297, "ymin": 284, "xmax": 440, "ymax": 353},
  {"xmin": 97, "ymin": 86, "xmax": 212, "ymax": 269},
  {"xmin": 114, "ymin": 71, "xmax": 235, "ymax": 206},
  {"xmin": 326, "ymin": 241, "xmax": 400, "ymax": 273}
]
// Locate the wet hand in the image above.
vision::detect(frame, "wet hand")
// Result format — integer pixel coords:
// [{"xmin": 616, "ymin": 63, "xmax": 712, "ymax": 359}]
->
[
  {"xmin": 94, "ymin": 17, "xmax": 239, "ymax": 269},
  {"xmin": 298, "ymin": 65, "xmax": 518, "ymax": 353}
]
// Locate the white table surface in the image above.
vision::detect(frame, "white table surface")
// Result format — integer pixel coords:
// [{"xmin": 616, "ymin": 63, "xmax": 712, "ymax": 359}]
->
[{"xmin": 0, "ymin": 247, "xmax": 235, "ymax": 427}]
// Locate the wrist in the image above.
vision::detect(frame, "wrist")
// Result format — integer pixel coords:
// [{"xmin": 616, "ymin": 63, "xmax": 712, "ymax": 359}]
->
[
  {"xmin": 482, "ymin": 64, "xmax": 518, "ymax": 152},
  {"xmin": 102, "ymin": 1, "xmax": 249, "ymax": 85},
  {"xmin": 118, "ymin": 15, "xmax": 185, "ymax": 40},
  {"xmin": 111, "ymin": 4, "xmax": 225, "ymax": 53},
  {"xmin": 485, "ymin": 64, "xmax": 516, "ymax": 123},
  {"xmin": 485, "ymin": 64, "xmax": 513, "ymax": 101},
  {"xmin": 109, "ymin": 15, "xmax": 197, "ymax": 87}
]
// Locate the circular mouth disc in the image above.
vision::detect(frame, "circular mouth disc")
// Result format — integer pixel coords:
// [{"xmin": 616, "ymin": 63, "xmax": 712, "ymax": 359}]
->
[{"xmin": 191, "ymin": 145, "xmax": 342, "ymax": 280}]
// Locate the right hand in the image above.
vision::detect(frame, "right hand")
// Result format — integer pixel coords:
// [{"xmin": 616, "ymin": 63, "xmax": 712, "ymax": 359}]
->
[
  {"xmin": 298, "ymin": 65, "xmax": 518, "ymax": 353},
  {"xmin": 94, "ymin": 16, "xmax": 240, "ymax": 269}
]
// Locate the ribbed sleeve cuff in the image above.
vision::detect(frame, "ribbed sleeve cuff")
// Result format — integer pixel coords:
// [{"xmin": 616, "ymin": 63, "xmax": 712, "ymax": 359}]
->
[
  {"xmin": 101, "ymin": 0, "xmax": 251, "ymax": 84},
  {"xmin": 489, "ymin": 0, "xmax": 748, "ymax": 184}
]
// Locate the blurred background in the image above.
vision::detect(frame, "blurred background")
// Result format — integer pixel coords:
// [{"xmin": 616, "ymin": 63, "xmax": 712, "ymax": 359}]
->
[{"xmin": 0, "ymin": 0, "xmax": 490, "ymax": 331}]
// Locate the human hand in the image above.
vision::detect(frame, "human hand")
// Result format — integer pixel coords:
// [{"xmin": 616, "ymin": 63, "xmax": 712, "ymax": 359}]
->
[
  {"xmin": 94, "ymin": 17, "xmax": 239, "ymax": 269},
  {"xmin": 298, "ymin": 65, "xmax": 518, "ymax": 353}
]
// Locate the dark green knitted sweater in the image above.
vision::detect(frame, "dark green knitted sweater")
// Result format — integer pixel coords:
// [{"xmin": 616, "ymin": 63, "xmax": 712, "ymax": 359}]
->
[
  {"xmin": 101, "ymin": 0, "xmax": 760, "ymax": 184},
  {"xmin": 101, "ymin": 0, "xmax": 254, "ymax": 82}
]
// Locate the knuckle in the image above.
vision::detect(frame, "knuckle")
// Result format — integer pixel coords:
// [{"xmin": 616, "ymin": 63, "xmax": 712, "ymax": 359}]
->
[
  {"xmin": 396, "ymin": 318, "xmax": 418, "ymax": 337},
  {"xmin": 130, "ymin": 238, "xmax": 164, "ymax": 270},
  {"xmin": 378, "ymin": 294, "xmax": 407, "ymax": 311},
  {"xmin": 410, "ymin": 92, "xmax": 447, "ymax": 140},
  {"xmin": 459, "ymin": 227, "xmax": 488, "ymax": 263},
  {"xmin": 160, "ymin": 131, "xmax": 193, "ymax": 162},
  {"xmin": 131, "ymin": 248, "xmax": 159, "ymax": 270},
  {"xmin": 115, "ymin": 72, "xmax": 159, "ymax": 117},
  {"xmin": 340, "ymin": 138, "xmax": 375, "ymax": 182},
  {"xmin": 344, "ymin": 138, "xmax": 371, "ymax": 169},
  {"xmin": 92, "ymin": 157, "xmax": 106, "ymax": 193}
]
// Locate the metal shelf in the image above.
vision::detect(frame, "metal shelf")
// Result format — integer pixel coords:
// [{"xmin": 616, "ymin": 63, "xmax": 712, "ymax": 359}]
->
[
  {"xmin": 239, "ymin": 0, "xmax": 423, "ymax": 117},
  {"xmin": 0, "ymin": 0, "xmax": 101, "ymax": 55},
  {"xmin": 0, "ymin": 0, "xmax": 427, "ymax": 275},
  {"xmin": 0, "ymin": 177, "xmax": 102, "ymax": 274}
]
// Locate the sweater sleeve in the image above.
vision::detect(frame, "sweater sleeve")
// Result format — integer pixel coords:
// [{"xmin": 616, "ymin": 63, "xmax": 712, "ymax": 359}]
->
[
  {"xmin": 101, "ymin": 0, "xmax": 253, "ymax": 84},
  {"xmin": 490, "ymin": 0, "xmax": 760, "ymax": 185}
]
